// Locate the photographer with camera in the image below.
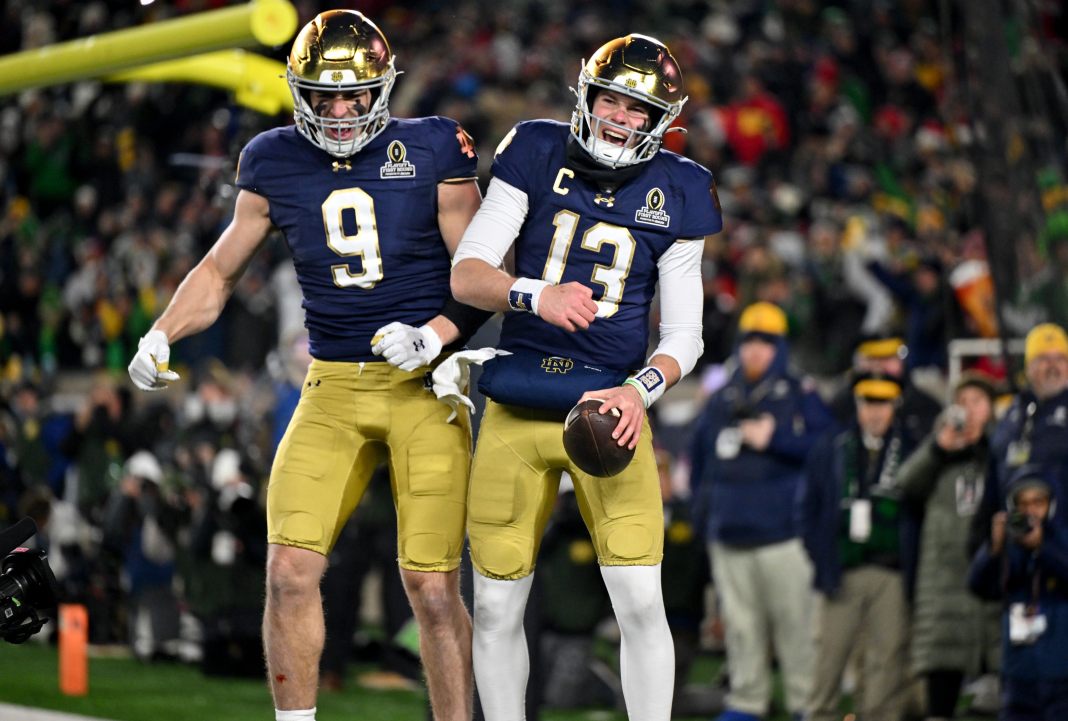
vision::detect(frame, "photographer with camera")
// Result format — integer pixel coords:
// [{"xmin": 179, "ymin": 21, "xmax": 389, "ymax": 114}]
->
[
  {"xmin": 970, "ymin": 323, "xmax": 1068, "ymax": 567},
  {"xmin": 690, "ymin": 302, "xmax": 833, "ymax": 721},
  {"xmin": 968, "ymin": 467, "xmax": 1068, "ymax": 720},
  {"xmin": 897, "ymin": 373, "xmax": 1000, "ymax": 719},
  {"xmin": 102, "ymin": 450, "xmax": 185, "ymax": 661},
  {"xmin": 187, "ymin": 448, "xmax": 266, "ymax": 677}
]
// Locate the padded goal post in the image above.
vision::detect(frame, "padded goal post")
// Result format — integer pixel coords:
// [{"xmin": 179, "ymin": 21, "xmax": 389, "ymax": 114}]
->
[{"xmin": 0, "ymin": 0, "xmax": 297, "ymax": 113}]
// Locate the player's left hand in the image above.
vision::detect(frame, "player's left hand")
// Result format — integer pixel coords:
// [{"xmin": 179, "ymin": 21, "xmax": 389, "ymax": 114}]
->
[
  {"xmin": 579, "ymin": 384, "xmax": 645, "ymax": 450},
  {"xmin": 371, "ymin": 322, "xmax": 443, "ymax": 371}
]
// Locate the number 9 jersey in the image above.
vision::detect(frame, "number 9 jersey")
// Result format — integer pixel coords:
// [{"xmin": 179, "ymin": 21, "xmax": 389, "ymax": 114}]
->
[
  {"xmin": 493, "ymin": 120, "xmax": 722, "ymax": 371},
  {"xmin": 235, "ymin": 116, "xmax": 478, "ymax": 361}
]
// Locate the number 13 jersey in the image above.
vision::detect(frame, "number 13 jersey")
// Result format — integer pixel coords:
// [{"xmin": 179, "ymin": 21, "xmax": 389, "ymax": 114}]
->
[
  {"xmin": 235, "ymin": 117, "xmax": 477, "ymax": 361},
  {"xmin": 492, "ymin": 120, "xmax": 722, "ymax": 372}
]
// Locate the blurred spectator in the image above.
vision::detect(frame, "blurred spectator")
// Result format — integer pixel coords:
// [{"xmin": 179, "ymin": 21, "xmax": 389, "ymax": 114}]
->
[
  {"xmin": 830, "ymin": 333, "xmax": 943, "ymax": 446},
  {"xmin": 187, "ymin": 448, "xmax": 266, "ymax": 677},
  {"xmin": 897, "ymin": 373, "xmax": 1001, "ymax": 719},
  {"xmin": 866, "ymin": 252, "xmax": 962, "ymax": 372},
  {"xmin": 266, "ymin": 328, "xmax": 311, "ymax": 454},
  {"xmin": 972, "ymin": 323, "xmax": 1068, "ymax": 559},
  {"xmin": 64, "ymin": 379, "xmax": 138, "ymax": 519},
  {"xmin": 690, "ymin": 303, "xmax": 831, "ymax": 721},
  {"xmin": 17, "ymin": 482, "xmax": 93, "ymax": 606},
  {"xmin": 792, "ymin": 219, "xmax": 868, "ymax": 376},
  {"xmin": 969, "ymin": 467, "xmax": 1068, "ymax": 721},
  {"xmin": 102, "ymin": 450, "xmax": 184, "ymax": 662},
  {"xmin": 6, "ymin": 380, "xmax": 72, "ymax": 497},
  {"xmin": 801, "ymin": 373, "xmax": 915, "ymax": 721},
  {"xmin": 1023, "ymin": 230, "xmax": 1068, "ymax": 331},
  {"xmin": 722, "ymin": 72, "xmax": 790, "ymax": 169}
]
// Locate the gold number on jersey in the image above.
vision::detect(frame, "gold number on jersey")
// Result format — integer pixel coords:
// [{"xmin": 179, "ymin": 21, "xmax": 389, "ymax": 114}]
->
[
  {"xmin": 544, "ymin": 210, "xmax": 636, "ymax": 318},
  {"xmin": 322, "ymin": 188, "xmax": 383, "ymax": 289}
]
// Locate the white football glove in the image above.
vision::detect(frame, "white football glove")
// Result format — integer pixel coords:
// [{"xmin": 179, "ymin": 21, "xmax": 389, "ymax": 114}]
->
[
  {"xmin": 128, "ymin": 329, "xmax": 181, "ymax": 391},
  {"xmin": 371, "ymin": 322, "xmax": 443, "ymax": 371}
]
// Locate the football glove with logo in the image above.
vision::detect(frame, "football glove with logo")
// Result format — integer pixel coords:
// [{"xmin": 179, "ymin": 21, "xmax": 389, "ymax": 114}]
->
[{"xmin": 371, "ymin": 322, "xmax": 443, "ymax": 371}]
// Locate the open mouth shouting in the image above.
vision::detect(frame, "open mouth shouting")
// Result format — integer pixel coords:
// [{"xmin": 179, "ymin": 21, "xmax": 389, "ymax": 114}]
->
[
  {"xmin": 600, "ymin": 125, "xmax": 632, "ymax": 147},
  {"xmin": 325, "ymin": 125, "xmax": 355, "ymax": 141}
]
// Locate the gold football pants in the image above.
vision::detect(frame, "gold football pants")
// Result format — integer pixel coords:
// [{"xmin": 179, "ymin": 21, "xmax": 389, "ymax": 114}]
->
[
  {"xmin": 268, "ymin": 359, "xmax": 470, "ymax": 571},
  {"xmin": 467, "ymin": 400, "xmax": 663, "ymax": 580}
]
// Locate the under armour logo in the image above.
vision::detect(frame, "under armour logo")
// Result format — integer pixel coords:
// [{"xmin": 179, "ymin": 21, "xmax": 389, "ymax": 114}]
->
[
  {"xmin": 332, "ymin": 160, "xmax": 352, "ymax": 172},
  {"xmin": 594, "ymin": 193, "xmax": 615, "ymax": 207},
  {"xmin": 413, "ymin": 340, "xmax": 426, "ymax": 352}
]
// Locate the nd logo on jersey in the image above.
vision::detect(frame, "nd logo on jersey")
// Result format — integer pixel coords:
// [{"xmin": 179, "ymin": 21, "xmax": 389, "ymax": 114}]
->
[
  {"xmin": 541, "ymin": 357, "xmax": 575, "ymax": 374},
  {"xmin": 635, "ymin": 187, "xmax": 671, "ymax": 228},
  {"xmin": 380, "ymin": 140, "xmax": 416, "ymax": 179}
]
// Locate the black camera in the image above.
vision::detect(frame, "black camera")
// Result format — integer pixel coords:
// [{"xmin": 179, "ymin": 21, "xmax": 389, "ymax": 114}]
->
[
  {"xmin": 1007, "ymin": 511, "xmax": 1036, "ymax": 540},
  {"xmin": 0, "ymin": 518, "xmax": 60, "ymax": 644},
  {"xmin": 730, "ymin": 402, "xmax": 760, "ymax": 422}
]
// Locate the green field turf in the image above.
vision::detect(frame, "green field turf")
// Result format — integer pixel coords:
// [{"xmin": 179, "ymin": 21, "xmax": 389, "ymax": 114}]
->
[
  {"xmin": 0, "ymin": 642, "xmax": 997, "ymax": 721},
  {"xmin": 0, "ymin": 642, "xmax": 632, "ymax": 721}
]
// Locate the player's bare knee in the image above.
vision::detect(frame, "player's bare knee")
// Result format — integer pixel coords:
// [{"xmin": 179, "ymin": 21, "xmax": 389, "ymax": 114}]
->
[
  {"xmin": 403, "ymin": 571, "xmax": 458, "ymax": 627},
  {"xmin": 266, "ymin": 545, "xmax": 324, "ymax": 605}
]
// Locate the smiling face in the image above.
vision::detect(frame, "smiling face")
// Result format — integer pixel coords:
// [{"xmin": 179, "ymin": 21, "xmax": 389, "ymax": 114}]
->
[
  {"xmin": 589, "ymin": 89, "xmax": 652, "ymax": 149},
  {"xmin": 1027, "ymin": 351, "xmax": 1068, "ymax": 400}
]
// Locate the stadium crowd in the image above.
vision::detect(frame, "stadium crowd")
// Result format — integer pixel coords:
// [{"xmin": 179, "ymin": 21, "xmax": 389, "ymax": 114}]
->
[{"xmin": 1, "ymin": 1, "xmax": 1068, "ymax": 720}]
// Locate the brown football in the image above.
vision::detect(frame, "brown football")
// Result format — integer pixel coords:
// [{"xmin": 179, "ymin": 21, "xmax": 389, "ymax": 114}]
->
[{"xmin": 562, "ymin": 399, "xmax": 635, "ymax": 477}]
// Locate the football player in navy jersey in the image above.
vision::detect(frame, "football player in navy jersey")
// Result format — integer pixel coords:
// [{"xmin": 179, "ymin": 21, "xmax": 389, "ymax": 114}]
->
[
  {"xmin": 127, "ymin": 10, "xmax": 488, "ymax": 721},
  {"xmin": 451, "ymin": 34, "xmax": 722, "ymax": 721}
]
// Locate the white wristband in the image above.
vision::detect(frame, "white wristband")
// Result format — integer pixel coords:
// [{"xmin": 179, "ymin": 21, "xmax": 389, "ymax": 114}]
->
[
  {"xmin": 624, "ymin": 366, "xmax": 667, "ymax": 409},
  {"xmin": 508, "ymin": 278, "xmax": 550, "ymax": 314}
]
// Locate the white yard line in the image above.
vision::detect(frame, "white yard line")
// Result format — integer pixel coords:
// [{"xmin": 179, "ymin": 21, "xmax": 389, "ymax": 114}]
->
[{"xmin": 0, "ymin": 704, "xmax": 116, "ymax": 721}]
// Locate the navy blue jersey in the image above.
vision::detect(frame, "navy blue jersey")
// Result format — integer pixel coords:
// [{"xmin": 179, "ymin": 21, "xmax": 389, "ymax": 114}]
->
[
  {"xmin": 235, "ymin": 117, "xmax": 477, "ymax": 361},
  {"xmin": 492, "ymin": 120, "xmax": 722, "ymax": 371}
]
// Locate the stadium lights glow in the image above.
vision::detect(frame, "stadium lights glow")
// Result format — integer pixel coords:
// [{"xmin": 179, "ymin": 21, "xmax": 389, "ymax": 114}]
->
[{"xmin": 141, "ymin": 0, "xmax": 155, "ymax": 5}]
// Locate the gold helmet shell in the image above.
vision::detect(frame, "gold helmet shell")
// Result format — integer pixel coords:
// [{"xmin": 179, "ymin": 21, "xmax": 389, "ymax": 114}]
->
[
  {"xmin": 571, "ymin": 34, "xmax": 687, "ymax": 168},
  {"xmin": 286, "ymin": 10, "xmax": 397, "ymax": 157}
]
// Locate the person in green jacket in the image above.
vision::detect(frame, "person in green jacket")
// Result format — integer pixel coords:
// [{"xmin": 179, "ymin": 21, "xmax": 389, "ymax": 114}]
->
[{"xmin": 897, "ymin": 372, "xmax": 1001, "ymax": 719}]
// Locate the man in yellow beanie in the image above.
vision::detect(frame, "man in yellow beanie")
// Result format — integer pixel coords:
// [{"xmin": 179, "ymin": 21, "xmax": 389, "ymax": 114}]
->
[
  {"xmin": 690, "ymin": 302, "xmax": 833, "ymax": 721},
  {"xmin": 971, "ymin": 321, "xmax": 1068, "ymax": 603},
  {"xmin": 1024, "ymin": 322, "xmax": 1068, "ymax": 401}
]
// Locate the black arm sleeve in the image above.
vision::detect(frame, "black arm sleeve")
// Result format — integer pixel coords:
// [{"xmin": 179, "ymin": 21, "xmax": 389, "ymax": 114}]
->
[{"xmin": 440, "ymin": 297, "xmax": 495, "ymax": 346}]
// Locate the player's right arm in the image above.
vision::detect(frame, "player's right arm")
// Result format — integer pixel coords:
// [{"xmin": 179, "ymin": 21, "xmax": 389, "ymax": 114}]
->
[
  {"xmin": 451, "ymin": 177, "xmax": 597, "ymax": 332},
  {"xmin": 128, "ymin": 189, "xmax": 273, "ymax": 390}
]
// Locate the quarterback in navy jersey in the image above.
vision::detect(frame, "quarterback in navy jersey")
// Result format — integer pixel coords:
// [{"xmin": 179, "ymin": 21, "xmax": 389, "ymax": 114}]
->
[
  {"xmin": 128, "ymin": 11, "xmax": 485, "ymax": 721},
  {"xmin": 452, "ymin": 34, "xmax": 721, "ymax": 721}
]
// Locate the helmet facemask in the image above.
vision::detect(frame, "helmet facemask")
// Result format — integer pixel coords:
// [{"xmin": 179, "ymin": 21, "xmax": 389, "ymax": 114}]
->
[{"xmin": 287, "ymin": 62, "xmax": 396, "ymax": 158}]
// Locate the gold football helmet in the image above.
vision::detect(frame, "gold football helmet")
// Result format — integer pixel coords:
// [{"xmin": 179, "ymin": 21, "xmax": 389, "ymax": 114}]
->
[
  {"xmin": 571, "ymin": 34, "xmax": 686, "ymax": 168},
  {"xmin": 286, "ymin": 10, "xmax": 397, "ymax": 157}
]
